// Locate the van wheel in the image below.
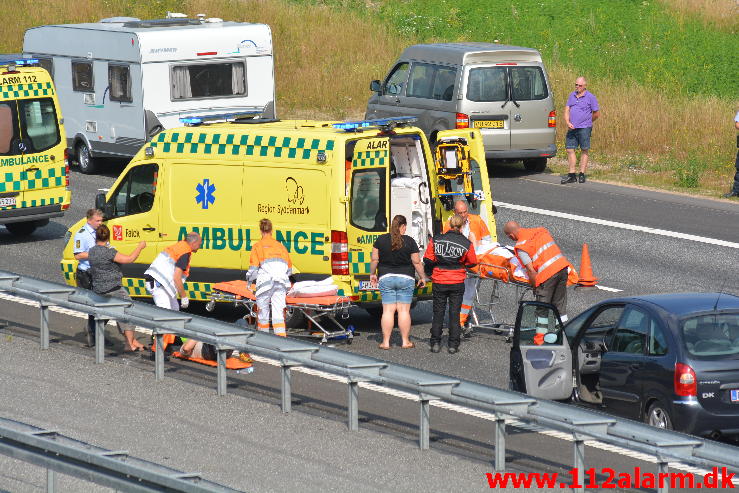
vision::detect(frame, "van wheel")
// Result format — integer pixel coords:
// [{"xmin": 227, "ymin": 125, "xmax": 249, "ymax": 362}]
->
[
  {"xmin": 523, "ymin": 158, "xmax": 547, "ymax": 172},
  {"xmin": 5, "ymin": 221, "xmax": 38, "ymax": 236},
  {"xmin": 646, "ymin": 401, "xmax": 673, "ymax": 430},
  {"xmin": 76, "ymin": 142, "xmax": 97, "ymax": 174}
]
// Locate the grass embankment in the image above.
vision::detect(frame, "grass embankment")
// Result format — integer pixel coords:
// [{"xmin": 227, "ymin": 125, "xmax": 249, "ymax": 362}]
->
[{"xmin": 3, "ymin": 0, "xmax": 737, "ymax": 196}]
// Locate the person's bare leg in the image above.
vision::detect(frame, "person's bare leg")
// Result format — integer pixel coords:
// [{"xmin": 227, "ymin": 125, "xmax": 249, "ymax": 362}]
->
[
  {"xmin": 123, "ymin": 330, "xmax": 144, "ymax": 351},
  {"xmin": 179, "ymin": 338, "xmax": 197, "ymax": 356},
  {"xmin": 567, "ymin": 148, "xmax": 577, "ymax": 173},
  {"xmin": 580, "ymin": 150, "xmax": 589, "ymax": 173},
  {"xmin": 380, "ymin": 304, "xmax": 396, "ymax": 348},
  {"xmin": 397, "ymin": 303, "xmax": 413, "ymax": 347}
]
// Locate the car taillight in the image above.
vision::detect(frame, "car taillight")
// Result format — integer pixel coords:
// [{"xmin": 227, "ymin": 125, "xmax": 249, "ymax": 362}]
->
[
  {"xmin": 548, "ymin": 110, "xmax": 556, "ymax": 128},
  {"xmin": 455, "ymin": 113, "xmax": 469, "ymax": 129},
  {"xmin": 64, "ymin": 148, "xmax": 70, "ymax": 187},
  {"xmin": 331, "ymin": 230, "xmax": 349, "ymax": 275},
  {"xmin": 674, "ymin": 362, "xmax": 697, "ymax": 396}
]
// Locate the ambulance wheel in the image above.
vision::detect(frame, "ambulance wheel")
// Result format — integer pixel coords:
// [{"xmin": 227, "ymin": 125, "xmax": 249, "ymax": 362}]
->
[
  {"xmin": 523, "ymin": 158, "xmax": 547, "ymax": 173},
  {"xmin": 5, "ymin": 221, "xmax": 38, "ymax": 236},
  {"xmin": 76, "ymin": 142, "xmax": 97, "ymax": 174}
]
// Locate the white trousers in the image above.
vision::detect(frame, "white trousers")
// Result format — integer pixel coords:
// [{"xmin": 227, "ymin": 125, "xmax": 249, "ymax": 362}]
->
[
  {"xmin": 460, "ymin": 277, "xmax": 477, "ymax": 321},
  {"xmin": 256, "ymin": 284, "xmax": 287, "ymax": 335},
  {"xmin": 151, "ymin": 285, "xmax": 179, "ymax": 311}
]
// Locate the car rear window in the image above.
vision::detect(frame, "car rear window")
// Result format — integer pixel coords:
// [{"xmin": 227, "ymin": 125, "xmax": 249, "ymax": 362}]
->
[{"xmin": 681, "ymin": 313, "xmax": 739, "ymax": 357}]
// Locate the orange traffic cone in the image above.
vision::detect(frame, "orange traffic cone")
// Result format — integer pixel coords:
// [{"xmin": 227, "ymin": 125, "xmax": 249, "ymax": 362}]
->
[{"xmin": 577, "ymin": 243, "xmax": 598, "ymax": 287}]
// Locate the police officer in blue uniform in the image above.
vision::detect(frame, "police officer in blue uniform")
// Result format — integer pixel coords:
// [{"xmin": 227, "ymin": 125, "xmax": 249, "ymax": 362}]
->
[{"xmin": 73, "ymin": 209, "xmax": 104, "ymax": 346}]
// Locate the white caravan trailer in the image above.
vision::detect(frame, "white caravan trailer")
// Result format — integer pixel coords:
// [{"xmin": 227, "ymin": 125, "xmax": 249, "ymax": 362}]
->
[{"xmin": 24, "ymin": 16, "xmax": 276, "ymax": 173}]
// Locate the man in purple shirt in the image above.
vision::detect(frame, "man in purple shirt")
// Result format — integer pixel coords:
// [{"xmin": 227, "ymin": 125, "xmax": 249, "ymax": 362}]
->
[{"xmin": 562, "ymin": 77, "xmax": 600, "ymax": 184}]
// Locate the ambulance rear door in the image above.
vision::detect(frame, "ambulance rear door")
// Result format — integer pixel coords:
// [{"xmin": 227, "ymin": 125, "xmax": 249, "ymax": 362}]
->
[
  {"xmin": 159, "ymin": 160, "xmax": 245, "ymax": 298},
  {"xmin": 242, "ymin": 164, "xmax": 331, "ymax": 278},
  {"xmin": 436, "ymin": 128, "xmax": 497, "ymax": 241},
  {"xmin": 347, "ymin": 137, "xmax": 390, "ymax": 302}
]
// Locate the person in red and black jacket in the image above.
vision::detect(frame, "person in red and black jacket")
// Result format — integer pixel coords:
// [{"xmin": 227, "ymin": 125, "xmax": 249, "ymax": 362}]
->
[{"xmin": 423, "ymin": 214, "xmax": 478, "ymax": 354}]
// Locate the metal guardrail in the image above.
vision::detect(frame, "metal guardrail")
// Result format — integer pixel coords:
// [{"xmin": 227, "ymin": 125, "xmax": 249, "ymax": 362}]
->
[
  {"xmin": 0, "ymin": 417, "xmax": 241, "ymax": 493},
  {"xmin": 1, "ymin": 269, "xmax": 738, "ymax": 493}
]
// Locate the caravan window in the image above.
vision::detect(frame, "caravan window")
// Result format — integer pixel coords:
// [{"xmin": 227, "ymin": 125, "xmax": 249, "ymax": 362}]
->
[
  {"xmin": 72, "ymin": 61, "xmax": 94, "ymax": 92},
  {"xmin": 171, "ymin": 61, "xmax": 246, "ymax": 100},
  {"xmin": 108, "ymin": 65, "xmax": 132, "ymax": 102},
  {"xmin": 38, "ymin": 58, "xmax": 54, "ymax": 79}
]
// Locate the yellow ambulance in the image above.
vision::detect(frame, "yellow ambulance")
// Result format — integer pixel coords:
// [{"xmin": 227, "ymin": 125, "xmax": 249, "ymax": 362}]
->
[
  {"xmin": 0, "ymin": 58, "xmax": 71, "ymax": 236},
  {"xmin": 60, "ymin": 115, "xmax": 496, "ymax": 316}
]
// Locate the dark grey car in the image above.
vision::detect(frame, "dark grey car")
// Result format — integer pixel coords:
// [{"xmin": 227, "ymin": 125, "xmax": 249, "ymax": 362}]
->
[{"xmin": 510, "ymin": 293, "xmax": 739, "ymax": 439}]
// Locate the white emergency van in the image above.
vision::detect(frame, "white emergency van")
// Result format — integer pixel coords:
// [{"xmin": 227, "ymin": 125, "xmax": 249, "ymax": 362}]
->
[{"xmin": 23, "ymin": 14, "xmax": 276, "ymax": 174}]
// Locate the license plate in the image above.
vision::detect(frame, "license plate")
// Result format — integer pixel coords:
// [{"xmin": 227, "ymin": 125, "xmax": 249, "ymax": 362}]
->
[
  {"xmin": 731, "ymin": 389, "xmax": 739, "ymax": 402},
  {"xmin": 0, "ymin": 197, "xmax": 16, "ymax": 207},
  {"xmin": 473, "ymin": 120, "xmax": 504, "ymax": 129},
  {"xmin": 358, "ymin": 280, "xmax": 376, "ymax": 291}
]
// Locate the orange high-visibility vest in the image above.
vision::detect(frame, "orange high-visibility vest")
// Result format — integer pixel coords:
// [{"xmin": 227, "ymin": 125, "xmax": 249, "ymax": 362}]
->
[
  {"xmin": 514, "ymin": 228, "xmax": 569, "ymax": 287},
  {"xmin": 164, "ymin": 241, "xmax": 194, "ymax": 278},
  {"xmin": 249, "ymin": 236, "xmax": 292, "ymax": 269}
]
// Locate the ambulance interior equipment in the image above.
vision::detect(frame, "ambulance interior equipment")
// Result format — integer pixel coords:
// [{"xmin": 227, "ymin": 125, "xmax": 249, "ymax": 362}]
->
[
  {"xmin": 207, "ymin": 280, "xmax": 355, "ymax": 344},
  {"xmin": 434, "ymin": 137, "xmax": 476, "ymax": 211}
]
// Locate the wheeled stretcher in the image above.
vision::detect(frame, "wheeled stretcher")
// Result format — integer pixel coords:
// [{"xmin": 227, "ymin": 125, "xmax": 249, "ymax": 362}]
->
[{"xmin": 206, "ymin": 280, "xmax": 355, "ymax": 344}]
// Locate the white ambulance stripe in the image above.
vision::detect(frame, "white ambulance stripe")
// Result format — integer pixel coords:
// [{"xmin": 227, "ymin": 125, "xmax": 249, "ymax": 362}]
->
[{"xmin": 496, "ymin": 201, "xmax": 739, "ymax": 249}]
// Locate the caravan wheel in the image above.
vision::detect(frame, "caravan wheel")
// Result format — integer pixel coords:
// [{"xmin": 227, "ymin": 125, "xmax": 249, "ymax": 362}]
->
[{"xmin": 76, "ymin": 142, "xmax": 97, "ymax": 174}]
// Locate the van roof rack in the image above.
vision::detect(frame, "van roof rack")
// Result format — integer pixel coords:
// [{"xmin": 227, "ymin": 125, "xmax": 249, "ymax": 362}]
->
[
  {"xmin": 332, "ymin": 116, "xmax": 418, "ymax": 133},
  {"xmin": 179, "ymin": 110, "xmax": 263, "ymax": 126}
]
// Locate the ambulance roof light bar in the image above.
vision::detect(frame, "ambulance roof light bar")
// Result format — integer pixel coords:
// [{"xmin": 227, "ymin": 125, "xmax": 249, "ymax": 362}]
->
[
  {"xmin": 180, "ymin": 110, "xmax": 263, "ymax": 126},
  {"xmin": 332, "ymin": 116, "xmax": 418, "ymax": 132},
  {"xmin": 0, "ymin": 58, "xmax": 39, "ymax": 73}
]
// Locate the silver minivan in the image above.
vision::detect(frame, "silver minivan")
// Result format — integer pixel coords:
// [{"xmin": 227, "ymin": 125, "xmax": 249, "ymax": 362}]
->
[{"xmin": 366, "ymin": 43, "xmax": 556, "ymax": 172}]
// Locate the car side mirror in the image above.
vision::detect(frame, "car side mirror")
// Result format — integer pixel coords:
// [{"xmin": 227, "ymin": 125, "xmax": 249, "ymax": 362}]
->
[
  {"xmin": 95, "ymin": 193, "xmax": 113, "ymax": 219},
  {"xmin": 370, "ymin": 80, "xmax": 381, "ymax": 93}
]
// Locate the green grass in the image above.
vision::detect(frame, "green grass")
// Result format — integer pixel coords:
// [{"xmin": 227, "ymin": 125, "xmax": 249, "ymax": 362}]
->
[{"xmin": 298, "ymin": 0, "xmax": 738, "ymax": 100}]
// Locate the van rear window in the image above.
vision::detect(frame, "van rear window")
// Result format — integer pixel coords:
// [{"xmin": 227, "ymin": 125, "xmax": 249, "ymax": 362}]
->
[
  {"xmin": 0, "ymin": 104, "xmax": 16, "ymax": 155},
  {"xmin": 171, "ymin": 62, "xmax": 246, "ymax": 100},
  {"xmin": 0, "ymin": 99, "xmax": 60, "ymax": 155},
  {"xmin": 467, "ymin": 66, "xmax": 548, "ymax": 102},
  {"xmin": 510, "ymin": 67, "xmax": 548, "ymax": 101}
]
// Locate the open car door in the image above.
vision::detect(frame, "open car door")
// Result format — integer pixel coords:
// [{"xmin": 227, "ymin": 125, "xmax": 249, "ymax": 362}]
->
[{"xmin": 509, "ymin": 301, "xmax": 573, "ymax": 400}]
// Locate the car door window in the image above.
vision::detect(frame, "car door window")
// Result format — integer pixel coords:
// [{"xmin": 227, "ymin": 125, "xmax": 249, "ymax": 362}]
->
[
  {"xmin": 109, "ymin": 164, "xmax": 158, "ymax": 217},
  {"xmin": 611, "ymin": 307, "xmax": 650, "ymax": 354},
  {"xmin": 648, "ymin": 319, "xmax": 668, "ymax": 356},
  {"xmin": 584, "ymin": 305, "xmax": 624, "ymax": 339},
  {"xmin": 382, "ymin": 63, "xmax": 409, "ymax": 96}
]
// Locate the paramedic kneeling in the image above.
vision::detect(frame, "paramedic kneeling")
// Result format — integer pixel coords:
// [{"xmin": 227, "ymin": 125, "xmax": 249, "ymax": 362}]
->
[
  {"xmin": 424, "ymin": 214, "xmax": 478, "ymax": 354},
  {"xmin": 144, "ymin": 233, "xmax": 202, "ymax": 311},
  {"xmin": 504, "ymin": 221, "xmax": 570, "ymax": 344},
  {"xmin": 247, "ymin": 218, "xmax": 293, "ymax": 336}
]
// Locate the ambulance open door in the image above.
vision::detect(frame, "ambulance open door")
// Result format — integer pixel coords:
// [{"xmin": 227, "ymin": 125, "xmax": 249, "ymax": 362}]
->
[
  {"xmin": 434, "ymin": 129, "xmax": 497, "ymax": 241},
  {"xmin": 346, "ymin": 137, "xmax": 390, "ymax": 298}
]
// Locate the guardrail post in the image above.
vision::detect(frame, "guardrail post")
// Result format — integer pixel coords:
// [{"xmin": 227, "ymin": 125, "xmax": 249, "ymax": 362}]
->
[
  {"xmin": 419, "ymin": 398, "xmax": 430, "ymax": 450},
  {"xmin": 46, "ymin": 468, "xmax": 57, "ymax": 492},
  {"xmin": 573, "ymin": 437, "xmax": 585, "ymax": 493},
  {"xmin": 281, "ymin": 365, "xmax": 292, "ymax": 413},
  {"xmin": 657, "ymin": 462, "xmax": 669, "ymax": 493},
  {"xmin": 217, "ymin": 349, "xmax": 228, "ymax": 396},
  {"xmin": 155, "ymin": 334, "xmax": 164, "ymax": 381},
  {"xmin": 39, "ymin": 303, "xmax": 50, "ymax": 350},
  {"xmin": 494, "ymin": 418, "xmax": 506, "ymax": 471},
  {"xmin": 347, "ymin": 381, "xmax": 359, "ymax": 431},
  {"xmin": 94, "ymin": 318, "xmax": 106, "ymax": 364}
]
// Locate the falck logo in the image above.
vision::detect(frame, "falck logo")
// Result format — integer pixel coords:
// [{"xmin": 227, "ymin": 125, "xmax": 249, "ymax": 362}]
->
[{"xmin": 196, "ymin": 178, "xmax": 216, "ymax": 210}]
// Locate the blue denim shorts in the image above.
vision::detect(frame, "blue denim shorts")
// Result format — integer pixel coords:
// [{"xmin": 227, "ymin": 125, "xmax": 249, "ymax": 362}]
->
[
  {"xmin": 565, "ymin": 127, "xmax": 592, "ymax": 150},
  {"xmin": 378, "ymin": 275, "xmax": 415, "ymax": 305}
]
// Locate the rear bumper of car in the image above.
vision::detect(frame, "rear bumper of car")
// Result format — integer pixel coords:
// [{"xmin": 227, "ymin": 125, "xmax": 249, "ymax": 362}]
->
[
  {"xmin": 672, "ymin": 399, "xmax": 739, "ymax": 438},
  {"xmin": 485, "ymin": 144, "xmax": 557, "ymax": 160},
  {"xmin": 0, "ymin": 204, "xmax": 65, "ymax": 225}
]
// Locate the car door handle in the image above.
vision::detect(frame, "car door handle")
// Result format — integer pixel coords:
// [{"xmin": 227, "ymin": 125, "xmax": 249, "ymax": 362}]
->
[
  {"xmin": 394, "ymin": 98, "xmax": 400, "ymax": 104},
  {"xmin": 629, "ymin": 363, "xmax": 641, "ymax": 370},
  {"xmin": 142, "ymin": 227, "xmax": 156, "ymax": 232},
  {"xmin": 26, "ymin": 167, "xmax": 40, "ymax": 173}
]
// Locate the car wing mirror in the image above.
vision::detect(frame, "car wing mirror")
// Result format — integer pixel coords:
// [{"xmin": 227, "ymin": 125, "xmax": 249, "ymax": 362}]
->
[
  {"xmin": 95, "ymin": 192, "xmax": 113, "ymax": 220},
  {"xmin": 370, "ymin": 80, "xmax": 381, "ymax": 93}
]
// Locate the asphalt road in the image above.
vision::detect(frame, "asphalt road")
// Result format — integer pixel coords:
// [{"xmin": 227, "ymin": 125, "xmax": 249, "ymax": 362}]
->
[{"xmin": 1, "ymin": 162, "xmax": 738, "ymax": 491}]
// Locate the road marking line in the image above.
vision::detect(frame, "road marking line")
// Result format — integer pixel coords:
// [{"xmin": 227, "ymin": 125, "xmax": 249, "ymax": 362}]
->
[
  {"xmin": 596, "ymin": 285, "xmax": 623, "ymax": 293},
  {"xmin": 1, "ymin": 292, "xmax": 734, "ymax": 482},
  {"xmin": 496, "ymin": 201, "xmax": 739, "ymax": 249}
]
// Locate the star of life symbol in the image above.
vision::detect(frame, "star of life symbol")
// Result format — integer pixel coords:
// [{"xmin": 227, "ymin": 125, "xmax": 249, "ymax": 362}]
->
[{"xmin": 196, "ymin": 178, "xmax": 216, "ymax": 210}]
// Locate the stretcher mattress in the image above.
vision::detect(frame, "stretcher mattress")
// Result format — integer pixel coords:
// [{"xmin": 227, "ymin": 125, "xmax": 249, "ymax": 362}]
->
[
  {"xmin": 172, "ymin": 351, "xmax": 252, "ymax": 369},
  {"xmin": 213, "ymin": 280, "xmax": 351, "ymax": 306}
]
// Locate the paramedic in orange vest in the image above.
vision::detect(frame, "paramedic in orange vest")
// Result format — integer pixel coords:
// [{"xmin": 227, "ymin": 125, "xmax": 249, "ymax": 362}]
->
[
  {"xmin": 144, "ymin": 232, "xmax": 202, "ymax": 311},
  {"xmin": 504, "ymin": 221, "xmax": 570, "ymax": 344},
  {"xmin": 246, "ymin": 218, "xmax": 293, "ymax": 336},
  {"xmin": 443, "ymin": 200, "xmax": 492, "ymax": 328}
]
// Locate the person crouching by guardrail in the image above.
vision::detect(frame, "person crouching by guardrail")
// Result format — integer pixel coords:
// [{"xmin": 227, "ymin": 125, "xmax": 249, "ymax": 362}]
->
[
  {"xmin": 246, "ymin": 218, "xmax": 293, "ymax": 336},
  {"xmin": 144, "ymin": 232, "xmax": 202, "ymax": 311},
  {"xmin": 73, "ymin": 208, "xmax": 104, "ymax": 347},
  {"xmin": 423, "ymin": 214, "xmax": 478, "ymax": 354},
  {"xmin": 88, "ymin": 224, "xmax": 147, "ymax": 352}
]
